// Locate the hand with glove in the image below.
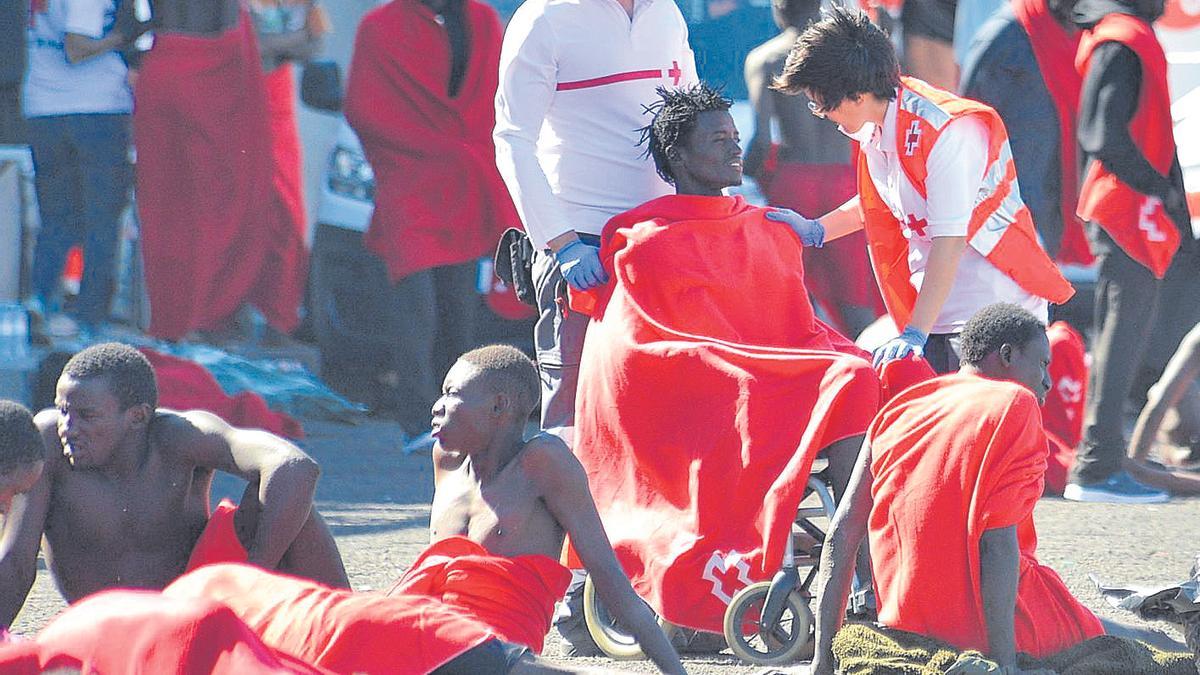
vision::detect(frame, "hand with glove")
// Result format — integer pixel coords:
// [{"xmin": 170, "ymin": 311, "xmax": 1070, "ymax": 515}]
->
[
  {"xmin": 872, "ymin": 325, "xmax": 928, "ymax": 368},
  {"xmin": 554, "ymin": 239, "xmax": 609, "ymax": 291},
  {"xmin": 766, "ymin": 208, "xmax": 825, "ymax": 248}
]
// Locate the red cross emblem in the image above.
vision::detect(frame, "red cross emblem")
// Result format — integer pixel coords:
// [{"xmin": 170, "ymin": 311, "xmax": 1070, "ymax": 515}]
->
[
  {"xmin": 667, "ymin": 61, "xmax": 682, "ymax": 86},
  {"xmin": 903, "ymin": 121, "xmax": 922, "ymax": 156},
  {"xmin": 904, "ymin": 214, "xmax": 928, "ymax": 237}
]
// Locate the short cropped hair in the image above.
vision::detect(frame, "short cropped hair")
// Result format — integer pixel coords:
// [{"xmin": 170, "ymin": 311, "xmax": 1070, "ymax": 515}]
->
[
  {"xmin": 959, "ymin": 304, "xmax": 1046, "ymax": 366},
  {"xmin": 639, "ymin": 83, "xmax": 733, "ymax": 184},
  {"xmin": 62, "ymin": 342, "xmax": 158, "ymax": 410},
  {"xmin": 459, "ymin": 345, "xmax": 540, "ymax": 417},
  {"xmin": 773, "ymin": 6, "xmax": 900, "ymax": 108},
  {"xmin": 0, "ymin": 400, "xmax": 42, "ymax": 471}
]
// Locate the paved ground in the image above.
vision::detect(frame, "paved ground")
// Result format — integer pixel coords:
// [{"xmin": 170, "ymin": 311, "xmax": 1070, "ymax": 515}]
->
[{"xmin": 9, "ymin": 416, "xmax": 1198, "ymax": 673}]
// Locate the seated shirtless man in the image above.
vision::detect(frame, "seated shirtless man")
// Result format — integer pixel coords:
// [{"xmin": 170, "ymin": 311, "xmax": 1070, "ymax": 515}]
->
[
  {"xmin": 811, "ymin": 303, "xmax": 1182, "ymax": 674},
  {"xmin": 0, "ymin": 342, "xmax": 348, "ymax": 628},
  {"xmin": 413, "ymin": 344, "xmax": 685, "ymax": 673}
]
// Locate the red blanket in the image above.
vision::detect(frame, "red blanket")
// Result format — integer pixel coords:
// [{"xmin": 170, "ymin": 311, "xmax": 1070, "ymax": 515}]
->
[
  {"xmin": 165, "ymin": 563, "xmax": 496, "ymax": 675},
  {"xmin": 1042, "ymin": 321, "xmax": 1087, "ymax": 450},
  {"xmin": 868, "ymin": 374, "xmax": 1103, "ymax": 658},
  {"xmin": 343, "ymin": 0, "xmax": 519, "ymax": 281},
  {"xmin": 135, "ymin": 16, "xmax": 304, "ymax": 339},
  {"xmin": 572, "ymin": 194, "xmax": 879, "ymax": 632},
  {"xmin": 385, "ymin": 536, "xmax": 571, "ymax": 653},
  {"xmin": 140, "ymin": 348, "xmax": 304, "ymax": 439},
  {"xmin": 187, "ymin": 498, "xmax": 250, "ymax": 571},
  {"xmin": 0, "ymin": 590, "xmax": 328, "ymax": 674}
]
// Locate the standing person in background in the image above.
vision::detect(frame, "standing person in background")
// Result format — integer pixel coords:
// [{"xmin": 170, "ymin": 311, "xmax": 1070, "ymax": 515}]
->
[
  {"xmin": 344, "ymin": 0, "xmax": 519, "ymax": 446},
  {"xmin": 745, "ymin": 0, "xmax": 881, "ymax": 337},
  {"xmin": 136, "ymin": 0, "xmax": 308, "ymax": 343},
  {"xmin": 900, "ymin": 0, "xmax": 958, "ymax": 91},
  {"xmin": 245, "ymin": 0, "xmax": 329, "ymax": 346},
  {"xmin": 492, "ymin": 0, "xmax": 696, "ymax": 653},
  {"xmin": 24, "ymin": 0, "xmax": 148, "ymax": 340},
  {"xmin": 772, "ymin": 6, "xmax": 1074, "ymax": 374},
  {"xmin": 951, "ymin": 0, "xmax": 1004, "ymax": 69},
  {"xmin": 960, "ymin": 0, "xmax": 1092, "ymax": 264},
  {"xmin": 1064, "ymin": 0, "xmax": 1193, "ymax": 504},
  {"xmin": 0, "ymin": 0, "xmax": 27, "ymax": 144}
]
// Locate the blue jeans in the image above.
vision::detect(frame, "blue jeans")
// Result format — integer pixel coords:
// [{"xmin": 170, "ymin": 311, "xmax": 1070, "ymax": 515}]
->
[{"xmin": 27, "ymin": 113, "xmax": 132, "ymax": 327}]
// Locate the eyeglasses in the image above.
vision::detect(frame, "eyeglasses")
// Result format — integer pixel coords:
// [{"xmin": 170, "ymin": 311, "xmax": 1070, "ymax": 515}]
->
[{"xmin": 807, "ymin": 100, "xmax": 830, "ymax": 118}]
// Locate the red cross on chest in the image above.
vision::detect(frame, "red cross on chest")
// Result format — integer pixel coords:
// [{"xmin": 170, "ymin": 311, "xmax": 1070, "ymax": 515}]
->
[
  {"xmin": 904, "ymin": 214, "xmax": 928, "ymax": 237},
  {"xmin": 903, "ymin": 121, "xmax": 922, "ymax": 156},
  {"xmin": 667, "ymin": 61, "xmax": 682, "ymax": 86}
]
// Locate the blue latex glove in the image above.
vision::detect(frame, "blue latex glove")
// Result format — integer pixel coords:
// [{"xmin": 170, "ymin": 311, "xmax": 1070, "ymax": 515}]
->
[
  {"xmin": 765, "ymin": 208, "xmax": 825, "ymax": 247},
  {"xmin": 872, "ymin": 325, "xmax": 928, "ymax": 368},
  {"xmin": 554, "ymin": 240, "xmax": 609, "ymax": 291}
]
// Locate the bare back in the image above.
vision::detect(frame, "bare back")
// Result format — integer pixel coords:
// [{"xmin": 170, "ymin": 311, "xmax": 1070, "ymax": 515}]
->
[
  {"xmin": 746, "ymin": 32, "xmax": 851, "ymax": 166},
  {"xmin": 37, "ymin": 411, "xmax": 213, "ymax": 601},
  {"xmin": 149, "ymin": 0, "xmax": 240, "ymax": 35},
  {"xmin": 429, "ymin": 436, "xmax": 566, "ymax": 560}
]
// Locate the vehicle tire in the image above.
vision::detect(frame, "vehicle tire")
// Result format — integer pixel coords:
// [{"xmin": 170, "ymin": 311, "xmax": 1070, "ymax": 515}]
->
[
  {"xmin": 582, "ymin": 575, "xmax": 678, "ymax": 660},
  {"xmin": 723, "ymin": 580, "xmax": 813, "ymax": 666}
]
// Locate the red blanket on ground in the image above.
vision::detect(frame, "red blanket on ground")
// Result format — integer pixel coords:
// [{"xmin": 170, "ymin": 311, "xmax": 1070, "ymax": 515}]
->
[
  {"xmin": 164, "ymin": 563, "xmax": 496, "ymax": 675},
  {"xmin": 141, "ymin": 347, "xmax": 304, "ymax": 439},
  {"xmin": 187, "ymin": 498, "xmax": 250, "ymax": 571},
  {"xmin": 572, "ymin": 194, "xmax": 879, "ymax": 633},
  {"xmin": 0, "ymin": 590, "xmax": 328, "ymax": 674},
  {"xmin": 135, "ymin": 17, "xmax": 305, "ymax": 339},
  {"xmin": 385, "ymin": 536, "xmax": 571, "ymax": 653},
  {"xmin": 343, "ymin": 0, "xmax": 519, "ymax": 281},
  {"xmin": 868, "ymin": 374, "xmax": 1103, "ymax": 658}
]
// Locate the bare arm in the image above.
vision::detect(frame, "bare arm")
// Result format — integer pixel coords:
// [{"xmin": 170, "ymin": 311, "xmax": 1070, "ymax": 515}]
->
[
  {"xmin": 818, "ymin": 195, "xmax": 866, "ymax": 241},
  {"xmin": 524, "ymin": 438, "xmax": 685, "ymax": 675},
  {"xmin": 173, "ymin": 411, "xmax": 320, "ymax": 568},
  {"xmin": 810, "ymin": 438, "xmax": 874, "ymax": 675},
  {"xmin": 0, "ymin": 416, "xmax": 59, "ymax": 627},
  {"xmin": 979, "ymin": 525, "xmax": 1020, "ymax": 668},
  {"xmin": 64, "ymin": 31, "xmax": 126, "ymax": 64},
  {"xmin": 907, "ymin": 236, "xmax": 967, "ymax": 335},
  {"xmin": 743, "ymin": 52, "xmax": 773, "ymax": 181},
  {"xmin": 1129, "ymin": 323, "xmax": 1200, "ymax": 460}
]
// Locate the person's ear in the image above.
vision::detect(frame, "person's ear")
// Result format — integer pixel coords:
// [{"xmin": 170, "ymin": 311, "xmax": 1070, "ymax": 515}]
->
[
  {"xmin": 492, "ymin": 393, "xmax": 511, "ymax": 417},
  {"xmin": 127, "ymin": 403, "xmax": 152, "ymax": 429},
  {"xmin": 997, "ymin": 343, "xmax": 1014, "ymax": 367}
]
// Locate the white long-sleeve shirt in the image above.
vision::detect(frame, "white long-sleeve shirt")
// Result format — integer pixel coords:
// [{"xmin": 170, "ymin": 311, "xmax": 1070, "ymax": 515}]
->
[{"xmin": 494, "ymin": 0, "xmax": 697, "ymax": 250}]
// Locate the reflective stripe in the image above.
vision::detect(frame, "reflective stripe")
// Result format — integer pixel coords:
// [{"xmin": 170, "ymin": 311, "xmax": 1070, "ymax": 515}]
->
[
  {"xmin": 900, "ymin": 88, "xmax": 952, "ymax": 130},
  {"xmin": 975, "ymin": 140, "xmax": 1013, "ymax": 207}
]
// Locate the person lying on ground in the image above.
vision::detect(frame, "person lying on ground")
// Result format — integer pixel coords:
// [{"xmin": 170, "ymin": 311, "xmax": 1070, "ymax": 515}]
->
[
  {"xmin": 167, "ymin": 562, "xmax": 645, "ymax": 675},
  {"xmin": 401, "ymin": 344, "xmax": 686, "ymax": 673},
  {"xmin": 0, "ymin": 342, "xmax": 348, "ymax": 629},
  {"xmin": 810, "ymin": 303, "xmax": 1182, "ymax": 675}
]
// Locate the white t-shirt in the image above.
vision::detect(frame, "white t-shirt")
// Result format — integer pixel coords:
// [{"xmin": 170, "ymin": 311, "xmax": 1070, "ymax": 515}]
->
[
  {"xmin": 494, "ymin": 0, "xmax": 698, "ymax": 250},
  {"xmin": 858, "ymin": 98, "xmax": 1047, "ymax": 334},
  {"xmin": 24, "ymin": 0, "xmax": 133, "ymax": 118}
]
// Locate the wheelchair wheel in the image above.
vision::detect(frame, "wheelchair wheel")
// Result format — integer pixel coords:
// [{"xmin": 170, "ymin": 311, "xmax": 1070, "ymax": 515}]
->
[
  {"xmin": 723, "ymin": 580, "xmax": 814, "ymax": 666},
  {"xmin": 582, "ymin": 574, "xmax": 679, "ymax": 660}
]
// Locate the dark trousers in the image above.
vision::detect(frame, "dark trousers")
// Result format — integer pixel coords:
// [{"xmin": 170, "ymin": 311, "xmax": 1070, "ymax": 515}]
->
[
  {"xmin": 1131, "ymin": 244, "xmax": 1200, "ymax": 402},
  {"xmin": 0, "ymin": 85, "xmax": 24, "ymax": 144},
  {"xmin": 390, "ymin": 260, "xmax": 480, "ymax": 435},
  {"xmin": 1072, "ymin": 225, "xmax": 1162, "ymax": 484},
  {"xmin": 531, "ymin": 235, "xmax": 599, "ymax": 430},
  {"xmin": 27, "ymin": 113, "xmax": 132, "ymax": 327},
  {"xmin": 924, "ymin": 332, "xmax": 962, "ymax": 374}
]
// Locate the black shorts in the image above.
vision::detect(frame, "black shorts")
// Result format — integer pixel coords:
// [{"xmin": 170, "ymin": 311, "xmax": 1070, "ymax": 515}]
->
[
  {"xmin": 901, "ymin": 0, "xmax": 957, "ymax": 43},
  {"xmin": 431, "ymin": 638, "xmax": 530, "ymax": 674}
]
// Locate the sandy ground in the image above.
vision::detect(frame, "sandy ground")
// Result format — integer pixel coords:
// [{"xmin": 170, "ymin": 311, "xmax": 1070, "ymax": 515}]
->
[{"xmin": 9, "ymin": 417, "xmax": 1198, "ymax": 673}]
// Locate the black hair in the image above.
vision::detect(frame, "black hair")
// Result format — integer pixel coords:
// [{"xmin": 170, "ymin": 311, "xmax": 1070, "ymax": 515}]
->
[
  {"xmin": 774, "ymin": 0, "xmax": 821, "ymax": 29},
  {"xmin": 772, "ymin": 5, "xmax": 899, "ymax": 108},
  {"xmin": 62, "ymin": 342, "xmax": 158, "ymax": 410},
  {"xmin": 959, "ymin": 304, "xmax": 1046, "ymax": 366},
  {"xmin": 458, "ymin": 345, "xmax": 540, "ymax": 417},
  {"xmin": 638, "ymin": 83, "xmax": 733, "ymax": 184},
  {"xmin": 0, "ymin": 400, "xmax": 42, "ymax": 471}
]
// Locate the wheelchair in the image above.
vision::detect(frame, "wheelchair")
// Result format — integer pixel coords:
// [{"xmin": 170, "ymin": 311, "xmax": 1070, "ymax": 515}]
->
[{"xmin": 582, "ymin": 455, "xmax": 867, "ymax": 666}]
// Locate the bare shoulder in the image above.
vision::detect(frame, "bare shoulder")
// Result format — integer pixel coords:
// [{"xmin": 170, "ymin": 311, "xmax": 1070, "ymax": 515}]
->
[
  {"xmin": 146, "ymin": 409, "xmax": 227, "ymax": 460},
  {"xmin": 745, "ymin": 34, "xmax": 791, "ymax": 76},
  {"xmin": 518, "ymin": 433, "xmax": 586, "ymax": 489},
  {"xmin": 33, "ymin": 408, "xmax": 66, "ymax": 472}
]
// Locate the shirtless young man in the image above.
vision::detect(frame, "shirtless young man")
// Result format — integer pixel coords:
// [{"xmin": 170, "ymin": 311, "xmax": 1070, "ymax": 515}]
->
[
  {"xmin": 425, "ymin": 345, "xmax": 686, "ymax": 674},
  {"xmin": 0, "ymin": 343, "xmax": 347, "ymax": 628},
  {"xmin": 0, "ymin": 402, "xmax": 43, "ymax": 517}
]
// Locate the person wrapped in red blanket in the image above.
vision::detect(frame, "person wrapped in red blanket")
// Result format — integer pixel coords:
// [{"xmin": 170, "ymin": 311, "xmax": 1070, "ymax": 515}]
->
[
  {"xmin": 810, "ymin": 303, "xmax": 1180, "ymax": 675},
  {"xmin": 571, "ymin": 84, "xmax": 880, "ymax": 634},
  {"xmin": 134, "ymin": 3, "xmax": 306, "ymax": 340}
]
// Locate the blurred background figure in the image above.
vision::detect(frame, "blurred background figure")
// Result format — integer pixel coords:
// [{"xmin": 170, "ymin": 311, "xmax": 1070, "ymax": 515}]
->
[
  {"xmin": 24, "ymin": 0, "xmax": 147, "ymax": 340},
  {"xmin": 744, "ymin": 0, "xmax": 881, "ymax": 337},
  {"xmin": 0, "ymin": 0, "xmax": 27, "ymax": 144},
  {"xmin": 900, "ymin": 0, "xmax": 958, "ymax": 90}
]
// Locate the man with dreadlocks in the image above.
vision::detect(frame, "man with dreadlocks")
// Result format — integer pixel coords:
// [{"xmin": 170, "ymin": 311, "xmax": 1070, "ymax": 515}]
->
[{"xmin": 566, "ymin": 83, "xmax": 883, "ymax": 636}]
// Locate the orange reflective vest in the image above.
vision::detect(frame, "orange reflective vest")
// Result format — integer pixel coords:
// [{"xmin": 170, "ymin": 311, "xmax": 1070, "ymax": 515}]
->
[
  {"xmin": 1076, "ymin": 13, "xmax": 1179, "ymax": 278},
  {"xmin": 857, "ymin": 76, "xmax": 1075, "ymax": 330}
]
